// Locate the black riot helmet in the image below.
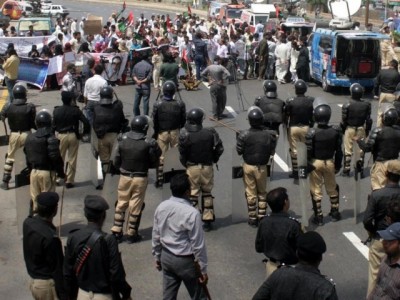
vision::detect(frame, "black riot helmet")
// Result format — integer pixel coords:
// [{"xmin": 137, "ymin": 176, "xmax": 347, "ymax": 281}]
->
[
  {"xmin": 295, "ymin": 79, "xmax": 307, "ymax": 95},
  {"xmin": 350, "ymin": 83, "xmax": 364, "ymax": 100},
  {"xmin": 314, "ymin": 104, "xmax": 331, "ymax": 126},
  {"xmin": 163, "ymin": 80, "xmax": 176, "ymax": 98},
  {"xmin": 383, "ymin": 108, "xmax": 399, "ymax": 126},
  {"xmin": 13, "ymin": 84, "xmax": 27, "ymax": 101},
  {"xmin": 130, "ymin": 116, "xmax": 149, "ymax": 133},
  {"xmin": 186, "ymin": 108, "xmax": 204, "ymax": 125},
  {"xmin": 248, "ymin": 106, "xmax": 264, "ymax": 128},
  {"xmin": 263, "ymin": 80, "xmax": 277, "ymax": 98},
  {"xmin": 99, "ymin": 86, "xmax": 113, "ymax": 105},
  {"xmin": 35, "ymin": 110, "xmax": 52, "ymax": 128}
]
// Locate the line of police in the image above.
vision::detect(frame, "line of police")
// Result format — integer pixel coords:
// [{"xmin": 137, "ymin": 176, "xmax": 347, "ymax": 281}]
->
[{"xmin": 2, "ymin": 74, "xmax": 400, "ymax": 298}]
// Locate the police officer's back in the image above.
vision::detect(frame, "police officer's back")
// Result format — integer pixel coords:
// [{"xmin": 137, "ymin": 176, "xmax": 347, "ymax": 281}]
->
[
  {"xmin": 64, "ymin": 195, "xmax": 132, "ymax": 299},
  {"xmin": 0, "ymin": 84, "xmax": 36, "ymax": 190},
  {"xmin": 255, "ymin": 80, "xmax": 285, "ymax": 134}
]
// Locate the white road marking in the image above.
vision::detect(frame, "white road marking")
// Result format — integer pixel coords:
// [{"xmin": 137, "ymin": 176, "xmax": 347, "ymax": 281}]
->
[
  {"xmin": 343, "ymin": 232, "xmax": 369, "ymax": 260},
  {"xmin": 202, "ymin": 82, "xmax": 210, "ymax": 89},
  {"xmin": 338, "ymin": 104, "xmax": 343, "ymax": 107},
  {"xmin": 273, "ymin": 154, "xmax": 290, "ymax": 172},
  {"xmin": 225, "ymin": 106, "xmax": 237, "ymax": 117},
  {"xmin": 97, "ymin": 158, "xmax": 102, "ymax": 180}
]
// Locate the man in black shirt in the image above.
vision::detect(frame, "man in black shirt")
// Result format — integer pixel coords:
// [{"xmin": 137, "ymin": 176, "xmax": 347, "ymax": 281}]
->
[
  {"xmin": 23, "ymin": 192, "xmax": 66, "ymax": 300},
  {"xmin": 255, "ymin": 187, "xmax": 302, "ymax": 277},
  {"xmin": 63, "ymin": 195, "xmax": 132, "ymax": 300},
  {"xmin": 253, "ymin": 231, "xmax": 338, "ymax": 300}
]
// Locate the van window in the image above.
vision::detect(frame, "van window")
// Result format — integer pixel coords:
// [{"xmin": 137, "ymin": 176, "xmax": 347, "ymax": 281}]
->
[
  {"xmin": 19, "ymin": 20, "xmax": 50, "ymax": 31},
  {"xmin": 254, "ymin": 15, "xmax": 268, "ymax": 24},
  {"xmin": 318, "ymin": 36, "xmax": 332, "ymax": 53},
  {"xmin": 226, "ymin": 9, "xmax": 242, "ymax": 19}
]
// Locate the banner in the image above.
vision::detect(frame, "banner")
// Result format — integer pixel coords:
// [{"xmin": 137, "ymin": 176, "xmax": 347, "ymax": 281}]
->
[
  {"xmin": 0, "ymin": 36, "xmax": 57, "ymax": 57},
  {"xmin": 18, "ymin": 57, "xmax": 48, "ymax": 88}
]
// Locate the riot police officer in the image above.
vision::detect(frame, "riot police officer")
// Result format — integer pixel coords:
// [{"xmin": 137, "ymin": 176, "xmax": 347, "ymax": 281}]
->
[
  {"xmin": 179, "ymin": 108, "xmax": 224, "ymax": 231},
  {"xmin": 306, "ymin": 101, "xmax": 343, "ymax": 226},
  {"xmin": 111, "ymin": 116, "xmax": 161, "ymax": 243},
  {"xmin": 53, "ymin": 91, "xmax": 90, "ymax": 188},
  {"xmin": 254, "ymin": 80, "xmax": 285, "ymax": 134},
  {"xmin": 285, "ymin": 80, "xmax": 314, "ymax": 179},
  {"xmin": 24, "ymin": 110, "xmax": 65, "ymax": 212},
  {"xmin": 93, "ymin": 86, "xmax": 126, "ymax": 185},
  {"xmin": 0, "ymin": 85, "xmax": 36, "ymax": 190},
  {"xmin": 152, "ymin": 81, "xmax": 186, "ymax": 187},
  {"xmin": 355, "ymin": 107, "xmax": 400, "ymax": 190},
  {"xmin": 236, "ymin": 107, "xmax": 277, "ymax": 227},
  {"xmin": 341, "ymin": 83, "xmax": 372, "ymax": 176}
]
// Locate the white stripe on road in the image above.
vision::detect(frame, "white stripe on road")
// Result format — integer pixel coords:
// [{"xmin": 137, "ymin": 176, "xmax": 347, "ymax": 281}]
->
[
  {"xmin": 273, "ymin": 154, "xmax": 290, "ymax": 172},
  {"xmin": 202, "ymin": 82, "xmax": 210, "ymax": 89},
  {"xmin": 343, "ymin": 232, "xmax": 369, "ymax": 260},
  {"xmin": 225, "ymin": 106, "xmax": 237, "ymax": 117},
  {"xmin": 338, "ymin": 104, "xmax": 343, "ymax": 107}
]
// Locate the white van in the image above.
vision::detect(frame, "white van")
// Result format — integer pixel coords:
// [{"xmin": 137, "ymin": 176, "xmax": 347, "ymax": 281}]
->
[
  {"xmin": 241, "ymin": 4, "xmax": 276, "ymax": 32},
  {"xmin": 17, "ymin": 1, "xmax": 33, "ymax": 16}
]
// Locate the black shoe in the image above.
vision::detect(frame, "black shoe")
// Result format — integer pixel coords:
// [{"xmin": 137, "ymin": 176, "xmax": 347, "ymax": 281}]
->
[
  {"xmin": 154, "ymin": 180, "xmax": 163, "ymax": 188},
  {"xmin": 203, "ymin": 221, "xmax": 213, "ymax": 232},
  {"xmin": 0, "ymin": 181, "xmax": 9, "ymax": 190},
  {"xmin": 96, "ymin": 184, "xmax": 103, "ymax": 190},
  {"xmin": 312, "ymin": 215, "xmax": 324, "ymax": 226},
  {"xmin": 112, "ymin": 232, "xmax": 124, "ymax": 243},
  {"xmin": 248, "ymin": 219, "xmax": 258, "ymax": 228},
  {"xmin": 341, "ymin": 170, "xmax": 350, "ymax": 177},
  {"xmin": 329, "ymin": 209, "xmax": 342, "ymax": 222},
  {"xmin": 65, "ymin": 183, "xmax": 74, "ymax": 189},
  {"xmin": 126, "ymin": 234, "xmax": 142, "ymax": 244},
  {"xmin": 289, "ymin": 171, "xmax": 299, "ymax": 179}
]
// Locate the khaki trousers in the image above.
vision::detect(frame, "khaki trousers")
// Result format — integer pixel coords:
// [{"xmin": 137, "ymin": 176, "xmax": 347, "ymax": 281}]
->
[
  {"xmin": 157, "ymin": 129, "xmax": 179, "ymax": 164},
  {"xmin": 288, "ymin": 126, "xmax": 309, "ymax": 171},
  {"xmin": 310, "ymin": 159, "xmax": 338, "ymax": 201},
  {"xmin": 30, "ymin": 169, "xmax": 56, "ymax": 211},
  {"xmin": 98, "ymin": 133, "xmax": 117, "ymax": 163},
  {"xmin": 77, "ymin": 289, "xmax": 112, "ymax": 300},
  {"xmin": 187, "ymin": 164, "xmax": 214, "ymax": 221},
  {"xmin": 344, "ymin": 127, "xmax": 365, "ymax": 156},
  {"xmin": 58, "ymin": 133, "xmax": 79, "ymax": 184},
  {"xmin": 242, "ymin": 163, "xmax": 267, "ymax": 219},
  {"xmin": 265, "ymin": 260, "xmax": 279, "ymax": 278},
  {"xmin": 371, "ymin": 161, "xmax": 389, "ymax": 191},
  {"xmin": 367, "ymin": 239, "xmax": 385, "ymax": 297},
  {"xmin": 29, "ymin": 278, "xmax": 58, "ymax": 300},
  {"xmin": 111, "ymin": 175, "xmax": 148, "ymax": 236},
  {"xmin": 3, "ymin": 131, "xmax": 29, "ymax": 178},
  {"xmin": 377, "ymin": 93, "xmax": 396, "ymax": 127}
]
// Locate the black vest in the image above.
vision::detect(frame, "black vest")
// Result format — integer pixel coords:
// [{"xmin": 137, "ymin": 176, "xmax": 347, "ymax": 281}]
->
[
  {"xmin": 288, "ymin": 96, "xmax": 314, "ymax": 126},
  {"xmin": 347, "ymin": 100, "xmax": 370, "ymax": 127},
  {"xmin": 375, "ymin": 126, "xmax": 400, "ymax": 161},
  {"xmin": 242, "ymin": 128, "xmax": 274, "ymax": 165},
  {"xmin": 7, "ymin": 103, "xmax": 34, "ymax": 132},
  {"xmin": 25, "ymin": 129, "xmax": 52, "ymax": 168},
  {"xmin": 93, "ymin": 102, "xmax": 123, "ymax": 137},
  {"xmin": 119, "ymin": 135, "xmax": 150, "ymax": 173},
  {"xmin": 53, "ymin": 105, "xmax": 80, "ymax": 132},
  {"xmin": 156, "ymin": 100, "xmax": 183, "ymax": 131},
  {"xmin": 258, "ymin": 97, "xmax": 284, "ymax": 124},
  {"xmin": 312, "ymin": 126, "xmax": 340, "ymax": 160},
  {"xmin": 187, "ymin": 128, "xmax": 215, "ymax": 164}
]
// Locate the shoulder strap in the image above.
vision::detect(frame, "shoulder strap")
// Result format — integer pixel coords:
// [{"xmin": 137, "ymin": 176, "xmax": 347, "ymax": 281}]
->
[{"xmin": 74, "ymin": 230, "xmax": 103, "ymax": 276}]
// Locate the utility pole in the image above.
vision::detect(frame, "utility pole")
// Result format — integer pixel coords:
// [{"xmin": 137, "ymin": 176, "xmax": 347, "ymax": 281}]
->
[{"xmin": 365, "ymin": 0, "xmax": 370, "ymax": 27}]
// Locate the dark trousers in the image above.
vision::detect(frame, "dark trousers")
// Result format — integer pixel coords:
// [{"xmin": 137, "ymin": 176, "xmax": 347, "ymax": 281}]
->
[
  {"xmin": 296, "ymin": 65, "xmax": 310, "ymax": 82},
  {"xmin": 5, "ymin": 77, "xmax": 16, "ymax": 103},
  {"xmin": 134, "ymin": 88, "xmax": 150, "ymax": 116},
  {"xmin": 210, "ymin": 84, "xmax": 227, "ymax": 117},
  {"xmin": 161, "ymin": 249, "xmax": 206, "ymax": 300},
  {"xmin": 258, "ymin": 56, "xmax": 268, "ymax": 79},
  {"xmin": 194, "ymin": 55, "xmax": 206, "ymax": 81}
]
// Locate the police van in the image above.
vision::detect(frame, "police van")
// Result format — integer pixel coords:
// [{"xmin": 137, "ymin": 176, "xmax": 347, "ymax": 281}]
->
[
  {"xmin": 308, "ymin": 28, "xmax": 388, "ymax": 92},
  {"xmin": 240, "ymin": 4, "xmax": 275, "ymax": 32}
]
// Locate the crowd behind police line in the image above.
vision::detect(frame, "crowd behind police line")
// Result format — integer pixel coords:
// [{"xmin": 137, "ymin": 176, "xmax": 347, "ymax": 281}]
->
[{"xmin": 2, "ymin": 8, "xmax": 400, "ymax": 300}]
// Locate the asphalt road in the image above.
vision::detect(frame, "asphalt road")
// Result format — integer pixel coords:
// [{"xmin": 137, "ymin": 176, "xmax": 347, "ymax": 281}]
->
[{"xmin": 0, "ymin": 1, "xmax": 381, "ymax": 299}]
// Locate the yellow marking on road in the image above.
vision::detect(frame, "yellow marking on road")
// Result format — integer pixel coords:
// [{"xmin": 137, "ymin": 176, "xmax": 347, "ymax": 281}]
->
[{"xmin": 0, "ymin": 89, "xmax": 8, "ymax": 111}]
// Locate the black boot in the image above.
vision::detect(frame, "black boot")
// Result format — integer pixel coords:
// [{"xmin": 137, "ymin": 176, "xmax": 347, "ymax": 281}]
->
[
  {"xmin": 329, "ymin": 208, "xmax": 342, "ymax": 222},
  {"xmin": 311, "ymin": 198, "xmax": 323, "ymax": 226},
  {"xmin": 289, "ymin": 170, "xmax": 299, "ymax": 179}
]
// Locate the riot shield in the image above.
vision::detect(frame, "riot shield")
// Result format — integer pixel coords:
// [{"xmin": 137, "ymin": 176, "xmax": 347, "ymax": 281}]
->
[
  {"xmin": 353, "ymin": 142, "xmax": 362, "ymax": 224},
  {"xmin": 162, "ymin": 147, "xmax": 186, "ymax": 200},
  {"xmin": 102, "ymin": 173, "xmax": 120, "ymax": 229},
  {"xmin": 281, "ymin": 123, "xmax": 291, "ymax": 169},
  {"xmin": 313, "ymin": 97, "xmax": 328, "ymax": 109},
  {"xmin": 145, "ymin": 115, "xmax": 154, "ymax": 139},
  {"xmin": 232, "ymin": 111, "xmax": 249, "ymax": 223},
  {"xmin": 90, "ymin": 128, "xmax": 102, "ymax": 187},
  {"xmin": 0, "ymin": 120, "xmax": 9, "ymax": 146},
  {"xmin": 14, "ymin": 148, "xmax": 31, "ymax": 235},
  {"xmin": 297, "ymin": 142, "xmax": 309, "ymax": 227}
]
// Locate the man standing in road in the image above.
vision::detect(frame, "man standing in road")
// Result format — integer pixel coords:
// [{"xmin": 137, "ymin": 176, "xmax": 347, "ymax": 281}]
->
[
  {"xmin": 83, "ymin": 64, "xmax": 108, "ymax": 125},
  {"xmin": 306, "ymin": 101, "xmax": 343, "ymax": 226},
  {"xmin": 0, "ymin": 85, "xmax": 36, "ymax": 190},
  {"xmin": 340, "ymin": 83, "xmax": 372, "ymax": 176},
  {"xmin": 132, "ymin": 53, "xmax": 153, "ymax": 116},
  {"xmin": 364, "ymin": 160, "xmax": 400, "ymax": 296},
  {"xmin": 64, "ymin": 195, "xmax": 132, "ymax": 300},
  {"xmin": 193, "ymin": 31, "xmax": 209, "ymax": 81},
  {"xmin": 179, "ymin": 108, "xmax": 224, "ymax": 231},
  {"xmin": 374, "ymin": 59, "xmax": 400, "ymax": 127},
  {"xmin": 24, "ymin": 110, "xmax": 65, "ymax": 213},
  {"xmin": 201, "ymin": 57, "xmax": 230, "ymax": 120},
  {"xmin": 152, "ymin": 173, "xmax": 208, "ymax": 299},
  {"xmin": 236, "ymin": 107, "xmax": 277, "ymax": 227},
  {"xmin": 53, "ymin": 91, "xmax": 90, "ymax": 188},
  {"xmin": 23, "ymin": 192, "xmax": 66, "ymax": 300},
  {"xmin": 2, "ymin": 49, "xmax": 20, "ymax": 103},
  {"xmin": 152, "ymin": 81, "xmax": 186, "ymax": 187},
  {"xmin": 110, "ymin": 116, "xmax": 161, "ymax": 244},
  {"xmin": 61, "ymin": 64, "xmax": 80, "ymax": 104},
  {"xmin": 256, "ymin": 32, "xmax": 269, "ymax": 81},
  {"xmin": 285, "ymin": 80, "xmax": 314, "ymax": 179},
  {"xmin": 253, "ymin": 231, "xmax": 338, "ymax": 300},
  {"xmin": 255, "ymin": 187, "xmax": 302, "ymax": 277}
]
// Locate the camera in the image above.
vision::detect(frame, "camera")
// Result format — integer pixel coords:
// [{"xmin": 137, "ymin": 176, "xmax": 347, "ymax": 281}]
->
[{"xmin": 100, "ymin": 56, "xmax": 109, "ymax": 64}]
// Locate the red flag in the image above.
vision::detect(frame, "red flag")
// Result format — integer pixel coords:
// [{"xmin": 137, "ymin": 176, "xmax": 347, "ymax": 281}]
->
[
  {"xmin": 123, "ymin": 1, "xmax": 126, "ymax": 10},
  {"xmin": 127, "ymin": 11, "xmax": 134, "ymax": 25},
  {"xmin": 166, "ymin": 16, "xmax": 171, "ymax": 29},
  {"xmin": 188, "ymin": 5, "xmax": 192, "ymax": 15}
]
